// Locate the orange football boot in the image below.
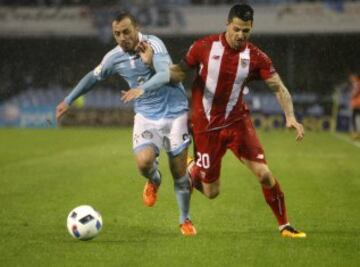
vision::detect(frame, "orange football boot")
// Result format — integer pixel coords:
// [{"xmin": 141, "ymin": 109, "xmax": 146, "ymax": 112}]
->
[
  {"xmin": 143, "ymin": 181, "xmax": 158, "ymax": 207},
  {"xmin": 180, "ymin": 219, "xmax": 197, "ymax": 236}
]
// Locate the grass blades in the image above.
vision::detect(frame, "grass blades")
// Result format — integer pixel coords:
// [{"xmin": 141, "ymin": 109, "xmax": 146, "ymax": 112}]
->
[{"xmin": 0, "ymin": 128, "xmax": 359, "ymax": 267}]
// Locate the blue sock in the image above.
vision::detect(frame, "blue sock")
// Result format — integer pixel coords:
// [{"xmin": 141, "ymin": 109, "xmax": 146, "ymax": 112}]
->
[{"xmin": 174, "ymin": 174, "xmax": 191, "ymax": 224}]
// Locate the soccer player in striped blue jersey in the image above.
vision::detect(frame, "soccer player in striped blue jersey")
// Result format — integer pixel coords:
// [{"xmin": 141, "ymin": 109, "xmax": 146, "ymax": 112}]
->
[{"xmin": 56, "ymin": 12, "xmax": 196, "ymax": 236}]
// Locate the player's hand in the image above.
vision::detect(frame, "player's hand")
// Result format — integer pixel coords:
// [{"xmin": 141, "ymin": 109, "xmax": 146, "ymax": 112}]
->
[
  {"xmin": 56, "ymin": 101, "xmax": 69, "ymax": 122},
  {"xmin": 136, "ymin": 41, "xmax": 153, "ymax": 65},
  {"xmin": 286, "ymin": 117, "xmax": 305, "ymax": 141},
  {"xmin": 121, "ymin": 88, "xmax": 144, "ymax": 103},
  {"xmin": 170, "ymin": 64, "xmax": 186, "ymax": 83}
]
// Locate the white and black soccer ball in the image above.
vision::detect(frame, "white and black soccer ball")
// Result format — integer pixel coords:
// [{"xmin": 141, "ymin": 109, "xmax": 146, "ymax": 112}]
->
[{"xmin": 66, "ymin": 205, "xmax": 102, "ymax": 241}]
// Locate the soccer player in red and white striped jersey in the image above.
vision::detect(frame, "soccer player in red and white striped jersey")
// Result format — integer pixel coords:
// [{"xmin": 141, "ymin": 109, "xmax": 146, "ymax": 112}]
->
[{"xmin": 171, "ymin": 4, "xmax": 306, "ymax": 238}]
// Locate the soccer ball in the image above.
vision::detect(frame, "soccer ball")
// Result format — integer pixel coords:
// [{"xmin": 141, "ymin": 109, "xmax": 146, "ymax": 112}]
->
[{"xmin": 66, "ymin": 205, "xmax": 102, "ymax": 241}]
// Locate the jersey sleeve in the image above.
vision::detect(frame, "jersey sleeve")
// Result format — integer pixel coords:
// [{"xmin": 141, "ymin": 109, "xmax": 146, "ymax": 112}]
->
[
  {"xmin": 184, "ymin": 40, "xmax": 202, "ymax": 68},
  {"xmin": 148, "ymin": 36, "xmax": 170, "ymax": 58},
  {"xmin": 64, "ymin": 71, "xmax": 98, "ymax": 105},
  {"xmin": 64, "ymin": 51, "xmax": 116, "ymax": 105},
  {"xmin": 139, "ymin": 54, "xmax": 170, "ymax": 91},
  {"xmin": 251, "ymin": 49, "xmax": 277, "ymax": 81},
  {"xmin": 138, "ymin": 36, "xmax": 171, "ymax": 91},
  {"xmin": 93, "ymin": 53, "xmax": 116, "ymax": 81}
]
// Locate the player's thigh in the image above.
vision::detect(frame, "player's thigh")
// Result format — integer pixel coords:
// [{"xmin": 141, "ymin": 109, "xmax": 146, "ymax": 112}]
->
[
  {"xmin": 165, "ymin": 112, "xmax": 191, "ymax": 158},
  {"xmin": 134, "ymin": 145, "xmax": 158, "ymax": 171},
  {"xmin": 192, "ymin": 130, "xmax": 226, "ymax": 183},
  {"xmin": 229, "ymin": 118, "xmax": 267, "ymax": 165},
  {"xmin": 133, "ymin": 113, "xmax": 162, "ymax": 169},
  {"xmin": 241, "ymin": 159, "xmax": 274, "ymax": 186},
  {"xmin": 163, "ymin": 113, "xmax": 191, "ymax": 178}
]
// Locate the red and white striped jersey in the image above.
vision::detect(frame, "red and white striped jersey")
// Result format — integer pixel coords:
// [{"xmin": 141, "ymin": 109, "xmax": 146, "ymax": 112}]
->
[{"xmin": 185, "ymin": 33, "xmax": 276, "ymax": 133}]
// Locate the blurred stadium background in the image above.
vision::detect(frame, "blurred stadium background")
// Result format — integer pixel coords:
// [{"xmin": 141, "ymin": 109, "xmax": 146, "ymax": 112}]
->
[{"xmin": 0, "ymin": 0, "xmax": 359, "ymax": 131}]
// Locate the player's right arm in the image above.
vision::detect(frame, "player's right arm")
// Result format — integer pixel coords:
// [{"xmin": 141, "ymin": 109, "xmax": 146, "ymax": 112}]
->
[
  {"xmin": 56, "ymin": 52, "xmax": 115, "ymax": 121},
  {"xmin": 56, "ymin": 71, "xmax": 98, "ymax": 121}
]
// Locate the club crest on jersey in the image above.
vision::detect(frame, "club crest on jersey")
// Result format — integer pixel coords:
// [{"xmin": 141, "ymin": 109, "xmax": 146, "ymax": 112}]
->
[
  {"xmin": 240, "ymin": 58, "xmax": 249, "ymax": 68},
  {"xmin": 141, "ymin": 130, "xmax": 153, "ymax": 139},
  {"xmin": 137, "ymin": 76, "xmax": 145, "ymax": 85}
]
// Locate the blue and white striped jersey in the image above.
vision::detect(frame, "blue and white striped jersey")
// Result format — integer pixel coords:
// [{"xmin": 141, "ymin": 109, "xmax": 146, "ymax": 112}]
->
[{"xmin": 92, "ymin": 33, "xmax": 188, "ymax": 120}]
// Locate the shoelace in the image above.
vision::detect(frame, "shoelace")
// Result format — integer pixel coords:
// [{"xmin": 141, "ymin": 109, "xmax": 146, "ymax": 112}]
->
[{"xmin": 282, "ymin": 226, "xmax": 299, "ymax": 234}]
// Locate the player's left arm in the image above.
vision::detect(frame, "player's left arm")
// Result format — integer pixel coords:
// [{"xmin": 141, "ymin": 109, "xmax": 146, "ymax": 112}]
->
[
  {"xmin": 266, "ymin": 73, "xmax": 305, "ymax": 141},
  {"xmin": 121, "ymin": 54, "xmax": 170, "ymax": 103}
]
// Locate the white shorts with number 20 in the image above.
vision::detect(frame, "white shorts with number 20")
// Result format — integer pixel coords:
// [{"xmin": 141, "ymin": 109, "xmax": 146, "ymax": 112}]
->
[{"xmin": 133, "ymin": 112, "xmax": 190, "ymax": 157}]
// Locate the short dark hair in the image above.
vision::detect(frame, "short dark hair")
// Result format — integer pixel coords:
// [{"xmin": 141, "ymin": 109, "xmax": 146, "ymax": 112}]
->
[
  {"xmin": 113, "ymin": 12, "xmax": 138, "ymax": 26},
  {"xmin": 228, "ymin": 4, "xmax": 254, "ymax": 22}
]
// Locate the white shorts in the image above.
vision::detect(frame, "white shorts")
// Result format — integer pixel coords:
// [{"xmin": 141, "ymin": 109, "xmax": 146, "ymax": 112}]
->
[{"xmin": 133, "ymin": 112, "xmax": 191, "ymax": 157}]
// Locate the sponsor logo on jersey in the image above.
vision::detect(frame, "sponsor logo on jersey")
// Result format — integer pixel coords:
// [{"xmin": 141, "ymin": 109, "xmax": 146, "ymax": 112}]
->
[{"xmin": 212, "ymin": 55, "xmax": 220, "ymax": 60}]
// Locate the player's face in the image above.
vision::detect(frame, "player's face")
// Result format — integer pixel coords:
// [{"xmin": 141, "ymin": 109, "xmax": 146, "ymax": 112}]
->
[
  {"xmin": 112, "ymin": 18, "xmax": 139, "ymax": 52},
  {"xmin": 225, "ymin": 17, "xmax": 253, "ymax": 50}
]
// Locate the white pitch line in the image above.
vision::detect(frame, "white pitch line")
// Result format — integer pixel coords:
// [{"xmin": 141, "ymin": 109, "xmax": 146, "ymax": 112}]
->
[{"xmin": 331, "ymin": 133, "xmax": 360, "ymax": 149}]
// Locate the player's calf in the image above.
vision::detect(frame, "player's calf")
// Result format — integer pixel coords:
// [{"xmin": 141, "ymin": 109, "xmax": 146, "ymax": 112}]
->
[
  {"xmin": 187, "ymin": 156, "xmax": 203, "ymax": 193},
  {"xmin": 262, "ymin": 180, "xmax": 288, "ymax": 226}
]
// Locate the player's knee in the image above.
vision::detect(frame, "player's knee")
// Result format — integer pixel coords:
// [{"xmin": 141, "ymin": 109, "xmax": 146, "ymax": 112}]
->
[
  {"xmin": 258, "ymin": 170, "xmax": 273, "ymax": 187},
  {"xmin": 204, "ymin": 188, "xmax": 220, "ymax": 199},
  {"xmin": 207, "ymin": 191, "xmax": 220, "ymax": 199},
  {"xmin": 137, "ymin": 159, "xmax": 154, "ymax": 175},
  {"xmin": 171, "ymin": 168, "xmax": 186, "ymax": 180}
]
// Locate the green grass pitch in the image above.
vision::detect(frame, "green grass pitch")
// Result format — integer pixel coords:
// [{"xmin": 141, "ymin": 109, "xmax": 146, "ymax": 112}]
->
[{"xmin": 1, "ymin": 128, "xmax": 359, "ymax": 267}]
